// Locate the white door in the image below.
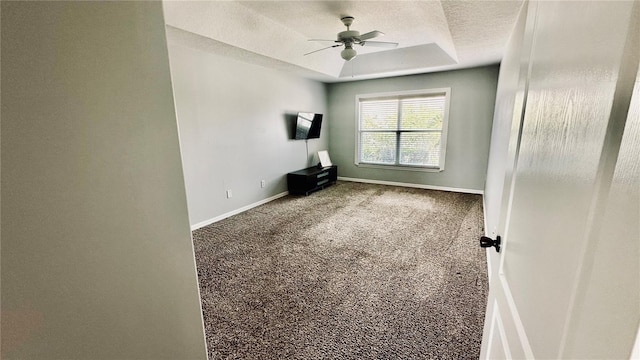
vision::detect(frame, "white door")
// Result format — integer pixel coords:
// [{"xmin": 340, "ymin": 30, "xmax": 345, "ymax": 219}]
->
[{"xmin": 481, "ymin": 1, "xmax": 640, "ymax": 358}]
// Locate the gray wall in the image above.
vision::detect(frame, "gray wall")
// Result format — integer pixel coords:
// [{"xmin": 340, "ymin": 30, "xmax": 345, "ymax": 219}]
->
[
  {"xmin": 1, "ymin": 2, "xmax": 207, "ymax": 358},
  {"xmin": 167, "ymin": 41, "xmax": 328, "ymax": 227},
  {"xmin": 327, "ymin": 66, "xmax": 499, "ymax": 191}
]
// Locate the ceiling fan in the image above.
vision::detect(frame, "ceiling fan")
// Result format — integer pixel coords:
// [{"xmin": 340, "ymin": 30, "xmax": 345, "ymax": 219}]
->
[{"xmin": 305, "ymin": 16, "xmax": 398, "ymax": 61}]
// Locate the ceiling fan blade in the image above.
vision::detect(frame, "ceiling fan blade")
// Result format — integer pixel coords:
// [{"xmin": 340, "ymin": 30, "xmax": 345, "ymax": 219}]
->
[
  {"xmin": 359, "ymin": 30, "xmax": 384, "ymax": 41},
  {"xmin": 304, "ymin": 44, "xmax": 341, "ymax": 56},
  {"xmin": 361, "ymin": 40, "xmax": 398, "ymax": 48},
  {"xmin": 308, "ymin": 39, "xmax": 340, "ymax": 42}
]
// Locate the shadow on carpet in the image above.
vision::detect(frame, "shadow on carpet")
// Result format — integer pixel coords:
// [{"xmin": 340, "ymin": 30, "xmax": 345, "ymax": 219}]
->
[{"xmin": 192, "ymin": 181, "xmax": 488, "ymax": 359}]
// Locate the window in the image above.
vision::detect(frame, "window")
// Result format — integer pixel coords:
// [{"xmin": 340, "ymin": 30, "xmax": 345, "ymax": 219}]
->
[{"xmin": 356, "ymin": 88, "xmax": 450, "ymax": 171}]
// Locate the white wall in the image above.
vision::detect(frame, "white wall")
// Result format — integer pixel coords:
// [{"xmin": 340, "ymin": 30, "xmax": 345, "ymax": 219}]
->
[
  {"xmin": 167, "ymin": 40, "xmax": 328, "ymax": 228},
  {"xmin": 1, "ymin": 2, "xmax": 207, "ymax": 358},
  {"xmin": 327, "ymin": 66, "xmax": 499, "ymax": 192}
]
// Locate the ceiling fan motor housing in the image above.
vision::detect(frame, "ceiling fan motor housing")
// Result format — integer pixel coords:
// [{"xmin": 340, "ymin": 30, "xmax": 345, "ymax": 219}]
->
[{"xmin": 338, "ymin": 30, "xmax": 360, "ymax": 43}]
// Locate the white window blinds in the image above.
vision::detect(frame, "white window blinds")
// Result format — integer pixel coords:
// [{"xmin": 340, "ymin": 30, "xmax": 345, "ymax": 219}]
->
[{"xmin": 357, "ymin": 91, "xmax": 449, "ymax": 169}]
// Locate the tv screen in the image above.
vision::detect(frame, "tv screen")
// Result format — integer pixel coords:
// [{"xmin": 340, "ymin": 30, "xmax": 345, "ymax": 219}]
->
[{"xmin": 295, "ymin": 112, "xmax": 323, "ymax": 140}]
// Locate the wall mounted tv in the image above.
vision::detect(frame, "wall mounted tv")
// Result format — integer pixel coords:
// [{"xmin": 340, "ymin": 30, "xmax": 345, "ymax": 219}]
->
[{"xmin": 294, "ymin": 112, "xmax": 323, "ymax": 140}]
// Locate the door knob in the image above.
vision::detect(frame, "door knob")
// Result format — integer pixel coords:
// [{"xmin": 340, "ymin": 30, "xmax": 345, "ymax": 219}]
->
[{"xmin": 480, "ymin": 235, "xmax": 501, "ymax": 252}]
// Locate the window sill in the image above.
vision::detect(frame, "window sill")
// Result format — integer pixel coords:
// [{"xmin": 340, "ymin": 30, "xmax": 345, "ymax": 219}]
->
[{"xmin": 355, "ymin": 163, "xmax": 444, "ymax": 173}]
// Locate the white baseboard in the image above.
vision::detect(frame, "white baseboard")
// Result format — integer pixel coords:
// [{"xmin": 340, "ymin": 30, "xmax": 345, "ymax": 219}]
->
[
  {"xmin": 190, "ymin": 191, "xmax": 289, "ymax": 231},
  {"xmin": 191, "ymin": 179, "xmax": 482, "ymax": 231},
  {"xmin": 337, "ymin": 176, "xmax": 484, "ymax": 195}
]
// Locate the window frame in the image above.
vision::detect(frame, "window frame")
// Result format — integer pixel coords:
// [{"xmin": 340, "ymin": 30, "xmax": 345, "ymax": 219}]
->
[{"xmin": 354, "ymin": 88, "xmax": 451, "ymax": 172}]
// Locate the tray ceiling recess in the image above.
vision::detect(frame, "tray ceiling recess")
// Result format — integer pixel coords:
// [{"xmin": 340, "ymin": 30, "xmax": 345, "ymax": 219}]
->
[{"xmin": 162, "ymin": 1, "xmax": 524, "ymax": 82}]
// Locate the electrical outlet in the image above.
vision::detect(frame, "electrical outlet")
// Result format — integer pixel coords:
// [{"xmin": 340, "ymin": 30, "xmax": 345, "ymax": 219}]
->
[
  {"xmin": 260, "ymin": 180, "xmax": 266, "ymax": 188},
  {"xmin": 226, "ymin": 190, "xmax": 232, "ymax": 198}
]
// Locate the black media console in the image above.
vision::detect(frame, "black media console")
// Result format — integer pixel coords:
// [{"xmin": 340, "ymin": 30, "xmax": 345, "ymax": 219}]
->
[{"xmin": 287, "ymin": 165, "xmax": 337, "ymax": 195}]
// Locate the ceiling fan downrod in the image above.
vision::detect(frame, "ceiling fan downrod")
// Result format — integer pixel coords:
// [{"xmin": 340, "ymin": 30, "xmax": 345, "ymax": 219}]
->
[{"xmin": 339, "ymin": 16, "xmax": 358, "ymax": 61}]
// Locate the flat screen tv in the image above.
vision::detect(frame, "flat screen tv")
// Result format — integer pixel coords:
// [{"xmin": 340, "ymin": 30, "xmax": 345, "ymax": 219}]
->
[{"xmin": 294, "ymin": 112, "xmax": 323, "ymax": 140}]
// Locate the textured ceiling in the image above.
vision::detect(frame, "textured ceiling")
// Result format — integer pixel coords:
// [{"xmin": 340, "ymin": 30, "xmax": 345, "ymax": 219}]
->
[{"xmin": 163, "ymin": 0, "xmax": 524, "ymax": 82}]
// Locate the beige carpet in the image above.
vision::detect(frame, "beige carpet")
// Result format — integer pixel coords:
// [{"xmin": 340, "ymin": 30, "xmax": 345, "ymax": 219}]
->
[{"xmin": 193, "ymin": 181, "xmax": 488, "ymax": 359}]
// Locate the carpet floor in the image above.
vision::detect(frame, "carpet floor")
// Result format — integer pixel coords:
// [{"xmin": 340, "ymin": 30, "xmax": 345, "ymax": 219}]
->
[{"xmin": 192, "ymin": 181, "xmax": 488, "ymax": 359}]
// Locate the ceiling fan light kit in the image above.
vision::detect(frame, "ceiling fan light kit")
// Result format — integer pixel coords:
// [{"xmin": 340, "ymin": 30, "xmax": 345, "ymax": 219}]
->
[
  {"xmin": 305, "ymin": 16, "xmax": 398, "ymax": 61},
  {"xmin": 341, "ymin": 45, "xmax": 357, "ymax": 61}
]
